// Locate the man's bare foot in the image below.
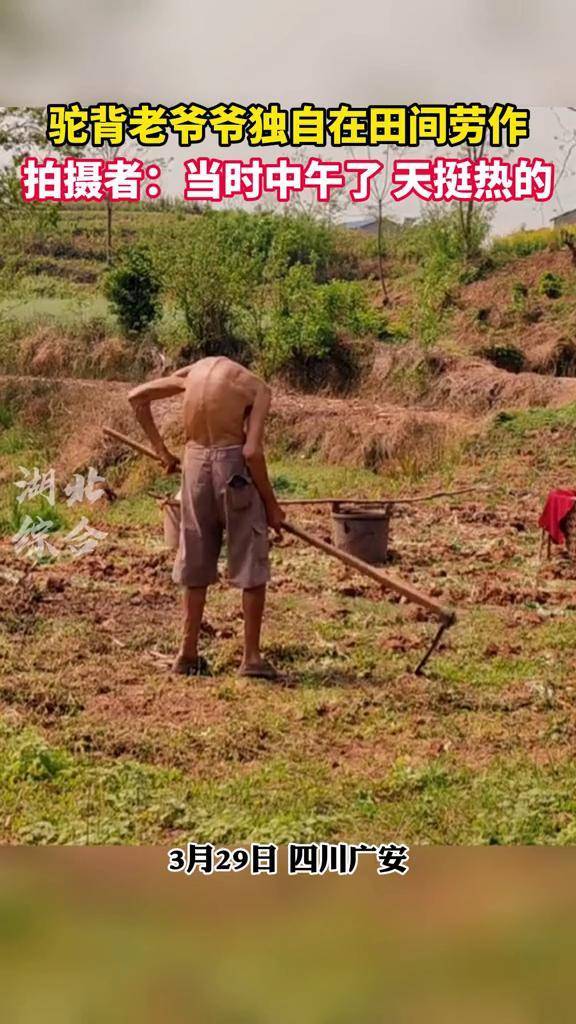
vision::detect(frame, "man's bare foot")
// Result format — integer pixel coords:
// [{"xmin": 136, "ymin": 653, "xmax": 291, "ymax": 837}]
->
[
  {"xmin": 239, "ymin": 659, "xmax": 279, "ymax": 680},
  {"xmin": 172, "ymin": 654, "xmax": 211, "ymax": 677}
]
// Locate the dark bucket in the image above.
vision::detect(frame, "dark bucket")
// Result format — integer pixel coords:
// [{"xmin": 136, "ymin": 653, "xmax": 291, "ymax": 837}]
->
[{"xmin": 331, "ymin": 504, "xmax": 392, "ymax": 565}]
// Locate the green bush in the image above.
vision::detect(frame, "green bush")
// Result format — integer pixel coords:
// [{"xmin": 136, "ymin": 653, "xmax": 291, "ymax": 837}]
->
[
  {"xmin": 263, "ymin": 265, "xmax": 382, "ymax": 387},
  {"xmin": 408, "ymin": 205, "xmax": 492, "ymax": 266},
  {"xmin": 155, "ymin": 211, "xmax": 379, "ymax": 368},
  {"xmin": 539, "ymin": 271, "xmax": 564, "ymax": 299},
  {"xmin": 267, "ymin": 265, "xmax": 335, "ymax": 369},
  {"xmin": 104, "ymin": 247, "xmax": 161, "ymax": 336},
  {"xmin": 207, "ymin": 209, "xmax": 339, "ymax": 281},
  {"xmin": 323, "ymin": 280, "xmax": 389, "ymax": 339},
  {"xmin": 265, "ymin": 214, "xmax": 334, "ymax": 281},
  {"xmin": 458, "ymin": 256, "xmax": 496, "ymax": 284},
  {"xmin": 511, "ymin": 281, "xmax": 529, "ymax": 309},
  {"xmin": 410, "ymin": 207, "xmax": 492, "ymax": 347},
  {"xmin": 156, "ymin": 213, "xmax": 253, "ymax": 361}
]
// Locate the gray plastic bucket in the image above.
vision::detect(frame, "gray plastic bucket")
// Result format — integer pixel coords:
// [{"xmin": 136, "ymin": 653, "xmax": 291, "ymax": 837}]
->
[{"xmin": 331, "ymin": 504, "xmax": 391, "ymax": 565}]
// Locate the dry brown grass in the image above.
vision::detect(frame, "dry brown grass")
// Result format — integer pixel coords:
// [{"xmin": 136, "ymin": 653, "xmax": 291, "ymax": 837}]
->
[
  {"xmin": 14, "ymin": 327, "xmax": 153, "ymax": 384},
  {"xmin": 525, "ymin": 335, "xmax": 576, "ymax": 376},
  {"xmin": 19, "ymin": 330, "xmax": 85, "ymax": 377},
  {"xmin": 0, "ymin": 374, "xmax": 134, "ymax": 475},
  {"xmin": 425, "ymin": 358, "xmax": 576, "ymax": 414},
  {"xmin": 365, "ymin": 341, "xmax": 576, "ymax": 416},
  {"xmin": 1, "ymin": 373, "xmax": 472, "ymax": 480},
  {"xmin": 5, "ymin": 334, "xmax": 576, "ymax": 486},
  {"xmin": 88, "ymin": 337, "xmax": 134, "ymax": 377},
  {"xmin": 460, "ymin": 248, "xmax": 573, "ymax": 322},
  {"xmin": 267, "ymin": 391, "xmax": 472, "ymax": 474}
]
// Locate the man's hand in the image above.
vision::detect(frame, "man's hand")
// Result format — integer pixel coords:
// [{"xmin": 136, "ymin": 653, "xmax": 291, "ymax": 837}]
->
[
  {"xmin": 160, "ymin": 448, "xmax": 180, "ymax": 475},
  {"xmin": 266, "ymin": 500, "xmax": 286, "ymax": 536}
]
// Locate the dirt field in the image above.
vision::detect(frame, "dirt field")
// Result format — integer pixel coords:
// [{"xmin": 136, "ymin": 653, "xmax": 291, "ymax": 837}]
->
[{"xmin": 3, "ymin": 371, "xmax": 576, "ymax": 845}]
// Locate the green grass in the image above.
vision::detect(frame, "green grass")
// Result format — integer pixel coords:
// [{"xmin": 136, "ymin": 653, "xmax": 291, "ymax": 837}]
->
[
  {"xmin": 483, "ymin": 405, "xmax": 576, "ymax": 458},
  {"xmin": 269, "ymin": 459, "xmax": 387, "ymax": 499},
  {"xmin": 0, "ymin": 493, "xmax": 72, "ymax": 552},
  {"xmin": 0, "ymin": 294, "xmax": 110, "ymax": 327},
  {"xmin": 0, "ymin": 425, "xmax": 38, "ymax": 456},
  {"xmin": 494, "ymin": 403, "xmax": 576, "ymax": 432},
  {"xmin": 0, "ymin": 424, "xmax": 72, "ymax": 539},
  {"xmin": 0, "ymin": 400, "xmax": 15, "ymax": 429},
  {"xmin": 0, "ymin": 416, "xmax": 51, "ymax": 532},
  {"xmin": 2, "ymin": 718, "xmax": 576, "ymax": 845},
  {"xmin": 462, "ymin": 403, "xmax": 576, "ymax": 487},
  {"xmin": 2, "ymin": 457, "xmax": 576, "ymax": 847},
  {"xmin": 105, "ymin": 491, "xmax": 165, "ymax": 530}
]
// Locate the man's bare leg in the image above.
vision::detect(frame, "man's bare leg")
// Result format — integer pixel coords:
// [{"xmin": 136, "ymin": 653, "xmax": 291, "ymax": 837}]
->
[
  {"xmin": 172, "ymin": 586, "xmax": 207, "ymax": 674},
  {"xmin": 240, "ymin": 585, "xmax": 277, "ymax": 678}
]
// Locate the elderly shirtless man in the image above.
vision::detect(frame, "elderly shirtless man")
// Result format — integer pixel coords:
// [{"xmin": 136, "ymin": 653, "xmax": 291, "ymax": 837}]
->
[{"xmin": 129, "ymin": 356, "xmax": 285, "ymax": 678}]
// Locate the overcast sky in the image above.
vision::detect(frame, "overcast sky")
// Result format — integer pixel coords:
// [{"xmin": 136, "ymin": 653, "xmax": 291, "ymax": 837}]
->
[{"xmin": 2, "ymin": 1, "xmax": 576, "ymax": 234}]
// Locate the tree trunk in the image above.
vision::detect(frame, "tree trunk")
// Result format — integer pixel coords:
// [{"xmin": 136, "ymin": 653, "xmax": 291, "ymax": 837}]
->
[
  {"xmin": 377, "ymin": 199, "xmax": 389, "ymax": 306},
  {"xmin": 106, "ymin": 199, "xmax": 113, "ymax": 264}
]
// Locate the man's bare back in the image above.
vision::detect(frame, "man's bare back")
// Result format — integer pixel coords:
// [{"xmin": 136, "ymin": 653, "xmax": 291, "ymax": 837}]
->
[
  {"xmin": 182, "ymin": 356, "xmax": 261, "ymax": 447},
  {"xmin": 128, "ymin": 355, "xmax": 284, "ymax": 531}
]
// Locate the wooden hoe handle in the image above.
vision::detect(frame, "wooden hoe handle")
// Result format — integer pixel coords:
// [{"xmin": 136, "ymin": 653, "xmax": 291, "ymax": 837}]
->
[
  {"xmin": 283, "ymin": 520, "xmax": 455, "ymax": 625},
  {"xmin": 103, "ymin": 427, "xmax": 164, "ymax": 464}
]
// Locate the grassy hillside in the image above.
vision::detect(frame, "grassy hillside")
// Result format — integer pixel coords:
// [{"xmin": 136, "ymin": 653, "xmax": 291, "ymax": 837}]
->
[
  {"xmin": 3, "ymin": 206, "xmax": 576, "ymax": 845},
  {"xmin": 2, "ymin": 204, "xmax": 576, "ymax": 391},
  {"xmin": 2, "ymin": 375, "xmax": 576, "ymax": 844}
]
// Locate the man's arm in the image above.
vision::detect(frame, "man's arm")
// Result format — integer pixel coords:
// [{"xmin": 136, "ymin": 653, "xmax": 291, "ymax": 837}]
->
[
  {"xmin": 243, "ymin": 382, "xmax": 285, "ymax": 532},
  {"xmin": 128, "ymin": 371, "xmax": 189, "ymax": 470}
]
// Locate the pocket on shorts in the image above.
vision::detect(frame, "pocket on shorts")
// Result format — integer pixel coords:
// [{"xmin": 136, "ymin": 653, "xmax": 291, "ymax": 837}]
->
[
  {"xmin": 252, "ymin": 523, "xmax": 269, "ymax": 563},
  {"xmin": 226, "ymin": 473, "xmax": 254, "ymax": 512}
]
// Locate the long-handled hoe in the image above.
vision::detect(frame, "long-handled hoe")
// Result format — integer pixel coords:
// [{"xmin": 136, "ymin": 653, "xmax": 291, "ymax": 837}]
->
[{"xmin": 103, "ymin": 426, "xmax": 457, "ymax": 674}]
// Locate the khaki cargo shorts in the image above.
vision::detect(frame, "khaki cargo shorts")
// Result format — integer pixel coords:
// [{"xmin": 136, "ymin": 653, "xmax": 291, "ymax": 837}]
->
[{"xmin": 172, "ymin": 444, "xmax": 270, "ymax": 590}]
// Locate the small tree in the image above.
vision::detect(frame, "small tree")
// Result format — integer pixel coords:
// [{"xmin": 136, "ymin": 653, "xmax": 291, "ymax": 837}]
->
[
  {"xmin": 0, "ymin": 109, "xmax": 61, "ymax": 241},
  {"xmin": 0, "ymin": 107, "xmax": 46, "ymax": 154},
  {"xmin": 104, "ymin": 247, "xmax": 162, "ymax": 337},
  {"xmin": 0, "ymin": 107, "xmax": 161, "ymax": 263}
]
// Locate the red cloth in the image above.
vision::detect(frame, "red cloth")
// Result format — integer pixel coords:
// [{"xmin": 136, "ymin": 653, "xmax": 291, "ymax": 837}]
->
[{"xmin": 539, "ymin": 489, "xmax": 576, "ymax": 544}]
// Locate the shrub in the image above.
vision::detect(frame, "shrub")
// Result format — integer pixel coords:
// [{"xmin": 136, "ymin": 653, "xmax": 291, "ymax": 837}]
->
[
  {"xmin": 266, "ymin": 270, "xmax": 334, "ymax": 372},
  {"xmin": 262, "ymin": 265, "xmax": 382, "ymax": 388},
  {"xmin": 155, "ymin": 211, "xmax": 379, "ymax": 366},
  {"xmin": 458, "ymin": 256, "xmax": 496, "ymax": 284},
  {"xmin": 322, "ymin": 280, "xmax": 389, "ymax": 339},
  {"xmin": 104, "ymin": 247, "xmax": 162, "ymax": 336},
  {"xmin": 415, "ymin": 204, "xmax": 492, "ymax": 263},
  {"xmin": 509, "ymin": 281, "xmax": 531, "ymax": 320},
  {"xmin": 501, "ymin": 282, "xmax": 543, "ymax": 328},
  {"xmin": 409, "ymin": 207, "xmax": 492, "ymax": 347},
  {"xmin": 491, "ymin": 228, "xmax": 556, "ymax": 262},
  {"xmin": 511, "ymin": 281, "xmax": 529, "ymax": 308},
  {"xmin": 163, "ymin": 217, "xmax": 251, "ymax": 361},
  {"xmin": 206, "ymin": 210, "xmax": 338, "ymax": 281},
  {"xmin": 265, "ymin": 214, "xmax": 334, "ymax": 281},
  {"xmin": 539, "ymin": 271, "xmax": 564, "ymax": 299},
  {"xmin": 412, "ymin": 247, "xmax": 460, "ymax": 346}
]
